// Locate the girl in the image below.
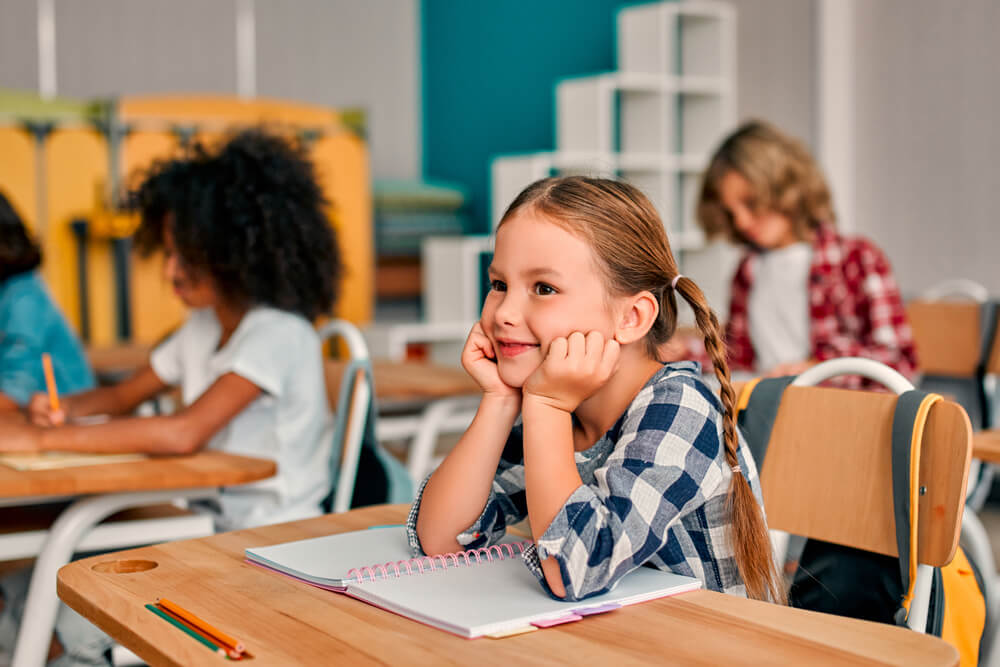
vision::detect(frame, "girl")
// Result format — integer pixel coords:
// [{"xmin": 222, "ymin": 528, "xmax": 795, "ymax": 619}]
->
[
  {"xmin": 5, "ymin": 128, "xmax": 343, "ymax": 530},
  {"xmin": 0, "ymin": 129, "xmax": 342, "ymax": 667},
  {"xmin": 410, "ymin": 176, "xmax": 783, "ymax": 603},
  {"xmin": 0, "ymin": 190, "xmax": 94, "ymax": 412},
  {"xmin": 681, "ymin": 120, "xmax": 917, "ymax": 387}
]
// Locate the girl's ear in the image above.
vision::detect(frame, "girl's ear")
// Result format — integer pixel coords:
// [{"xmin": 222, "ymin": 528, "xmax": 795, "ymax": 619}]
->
[{"xmin": 614, "ymin": 291, "xmax": 659, "ymax": 345}]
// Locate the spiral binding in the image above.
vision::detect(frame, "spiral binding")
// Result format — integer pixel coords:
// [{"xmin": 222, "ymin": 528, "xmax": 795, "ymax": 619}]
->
[{"xmin": 346, "ymin": 541, "xmax": 531, "ymax": 584}]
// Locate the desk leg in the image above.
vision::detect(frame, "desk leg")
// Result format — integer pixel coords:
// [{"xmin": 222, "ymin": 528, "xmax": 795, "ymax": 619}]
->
[{"xmin": 11, "ymin": 488, "xmax": 218, "ymax": 667}]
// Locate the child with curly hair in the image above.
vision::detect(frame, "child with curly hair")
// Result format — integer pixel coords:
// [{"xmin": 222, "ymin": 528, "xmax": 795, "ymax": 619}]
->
[
  {"xmin": 0, "ymin": 191, "xmax": 94, "ymax": 412},
  {"xmin": 411, "ymin": 176, "xmax": 783, "ymax": 603},
  {"xmin": 0, "ymin": 129, "xmax": 346, "ymax": 666},
  {"xmin": 8, "ymin": 129, "xmax": 344, "ymax": 528}
]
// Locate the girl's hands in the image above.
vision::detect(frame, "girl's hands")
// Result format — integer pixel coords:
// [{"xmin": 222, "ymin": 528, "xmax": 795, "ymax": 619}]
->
[
  {"xmin": 27, "ymin": 392, "xmax": 67, "ymax": 427},
  {"xmin": 461, "ymin": 322, "xmax": 520, "ymax": 400},
  {"xmin": 523, "ymin": 331, "xmax": 620, "ymax": 413}
]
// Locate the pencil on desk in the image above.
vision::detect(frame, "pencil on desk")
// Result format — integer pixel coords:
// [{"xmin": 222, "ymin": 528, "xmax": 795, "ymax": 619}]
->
[
  {"xmin": 145, "ymin": 604, "xmax": 228, "ymax": 657},
  {"xmin": 157, "ymin": 597, "xmax": 246, "ymax": 654},
  {"xmin": 41, "ymin": 353, "xmax": 60, "ymax": 412}
]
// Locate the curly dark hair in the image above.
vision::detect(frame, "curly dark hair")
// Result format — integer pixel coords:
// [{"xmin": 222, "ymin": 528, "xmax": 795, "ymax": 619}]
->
[
  {"xmin": 0, "ymin": 190, "xmax": 42, "ymax": 282},
  {"xmin": 127, "ymin": 128, "xmax": 342, "ymax": 320}
]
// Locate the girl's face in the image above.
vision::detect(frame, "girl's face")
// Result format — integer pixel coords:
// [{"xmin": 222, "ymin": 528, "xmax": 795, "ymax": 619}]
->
[
  {"xmin": 163, "ymin": 226, "xmax": 219, "ymax": 309},
  {"xmin": 718, "ymin": 170, "xmax": 798, "ymax": 250},
  {"xmin": 481, "ymin": 211, "xmax": 621, "ymax": 388}
]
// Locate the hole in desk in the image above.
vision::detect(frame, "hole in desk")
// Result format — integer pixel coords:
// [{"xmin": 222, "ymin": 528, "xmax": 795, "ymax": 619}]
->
[{"xmin": 92, "ymin": 559, "xmax": 158, "ymax": 574}]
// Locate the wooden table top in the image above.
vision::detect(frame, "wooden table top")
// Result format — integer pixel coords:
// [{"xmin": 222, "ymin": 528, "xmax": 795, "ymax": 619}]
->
[
  {"xmin": 326, "ymin": 359, "xmax": 480, "ymax": 405},
  {"xmin": 973, "ymin": 429, "xmax": 1000, "ymax": 464},
  {"xmin": 58, "ymin": 505, "xmax": 958, "ymax": 666},
  {"xmin": 0, "ymin": 451, "xmax": 276, "ymax": 499}
]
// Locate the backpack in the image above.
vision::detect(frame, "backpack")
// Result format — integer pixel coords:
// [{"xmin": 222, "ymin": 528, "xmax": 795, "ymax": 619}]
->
[{"xmin": 737, "ymin": 377, "xmax": 985, "ymax": 666}]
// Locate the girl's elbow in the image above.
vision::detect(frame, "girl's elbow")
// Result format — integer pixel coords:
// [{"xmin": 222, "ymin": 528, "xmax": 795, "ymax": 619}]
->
[{"xmin": 161, "ymin": 419, "xmax": 207, "ymax": 455}]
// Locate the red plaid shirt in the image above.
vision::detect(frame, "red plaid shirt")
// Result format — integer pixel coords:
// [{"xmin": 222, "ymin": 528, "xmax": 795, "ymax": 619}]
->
[{"xmin": 693, "ymin": 224, "xmax": 918, "ymax": 390}]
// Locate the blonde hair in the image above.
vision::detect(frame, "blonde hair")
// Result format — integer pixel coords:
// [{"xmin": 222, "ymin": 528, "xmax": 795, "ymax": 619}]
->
[
  {"xmin": 697, "ymin": 120, "xmax": 835, "ymax": 243},
  {"xmin": 500, "ymin": 176, "xmax": 785, "ymax": 604}
]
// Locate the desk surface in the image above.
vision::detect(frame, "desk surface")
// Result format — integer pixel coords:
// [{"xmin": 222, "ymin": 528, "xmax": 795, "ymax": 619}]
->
[
  {"xmin": 58, "ymin": 504, "xmax": 957, "ymax": 666},
  {"xmin": 326, "ymin": 359, "xmax": 480, "ymax": 405},
  {"xmin": 974, "ymin": 430, "xmax": 1000, "ymax": 464},
  {"xmin": 0, "ymin": 451, "xmax": 276, "ymax": 499}
]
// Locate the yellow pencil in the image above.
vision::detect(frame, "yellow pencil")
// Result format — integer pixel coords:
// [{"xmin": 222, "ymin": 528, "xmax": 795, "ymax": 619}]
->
[
  {"xmin": 41, "ymin": 353, "xmax": 60, "ymax": 412},
  {"xmin": 156, "ymin": 598, "xmax": 245, "ymax": 654}
]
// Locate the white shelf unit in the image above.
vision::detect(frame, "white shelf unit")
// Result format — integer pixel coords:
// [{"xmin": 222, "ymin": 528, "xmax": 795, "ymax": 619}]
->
[{"xmin": 489, "ymin": 1, "xmax": 736, "ymax": 314}]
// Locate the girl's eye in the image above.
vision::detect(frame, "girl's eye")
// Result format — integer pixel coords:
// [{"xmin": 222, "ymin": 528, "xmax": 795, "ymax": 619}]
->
[
  {"xmin": 533, "ymin": 283, "xmax": 556, "ymax": 296},
  {"xmin": 490, "ymin": 279, "xmax": 507, "ymax": 292}
]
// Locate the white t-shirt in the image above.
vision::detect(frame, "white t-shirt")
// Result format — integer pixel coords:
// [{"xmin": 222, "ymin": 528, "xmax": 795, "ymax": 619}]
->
[
  {"xmin": 151, "ymin": 307, "xmax": 333, "ymax": 530},
  {"xmin": 748, "ymin": 242, "xmax": 813, "ymax": 374}
]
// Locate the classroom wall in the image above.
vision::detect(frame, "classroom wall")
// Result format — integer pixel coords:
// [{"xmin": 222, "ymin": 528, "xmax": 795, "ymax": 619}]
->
[
  {"xmin": 422, "ymin": 0, "xmax": 817, "ymax": 233},
  {"xmin": 853, "ymin": 0, "xmax": 1000, "ymax": 296},
  {"xmin": 0, "ymin": 0, "xmax": 421, "ymax": 181}
]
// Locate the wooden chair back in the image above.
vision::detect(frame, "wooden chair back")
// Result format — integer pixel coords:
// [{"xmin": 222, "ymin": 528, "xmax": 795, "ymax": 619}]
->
[
  {"xmin": 905, "ymin": 300, "xmax": 982, "ymax": 376},
  {"xmin": 759, "ymin": 385, "xmax": 972, "ymax": 566}
]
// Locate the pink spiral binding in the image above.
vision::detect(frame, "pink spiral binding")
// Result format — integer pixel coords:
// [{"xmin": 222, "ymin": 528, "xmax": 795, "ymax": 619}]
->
[{"xmin": 346, "ymin": 541, "xmax": 531, "ymax": 583}]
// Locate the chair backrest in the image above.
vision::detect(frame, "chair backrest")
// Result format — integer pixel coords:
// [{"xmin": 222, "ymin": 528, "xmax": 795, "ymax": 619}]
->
[
  {"xmin": 317, "ymin": 319, "xmax": 372, "ymax": 513},
  {"xmin": 754, "ymin": 359, "xmax": 972, "ymax": 568},
  {"xmin": 906, "ymin": 300, "xmax": 984, "ymax": 377}
]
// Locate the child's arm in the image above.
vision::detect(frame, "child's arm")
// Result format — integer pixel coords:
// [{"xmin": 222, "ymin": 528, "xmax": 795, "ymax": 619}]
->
[
  {"xmin": 3, "ymin": 372, "xmax": 261, "ymax": 455},
  {"xmin": 27, "ymin": 365, "xmax": 168, "ymax": 426},
  {"xmin": 415, "ymin": 323, "xmax": 521, "ymax": 556},
  {"xmin": 521, "ymin": 331, "xmax": 620, "ymax": 598}
]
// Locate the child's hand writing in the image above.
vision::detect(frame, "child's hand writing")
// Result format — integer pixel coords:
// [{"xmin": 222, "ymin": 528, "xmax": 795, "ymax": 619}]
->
[
  {"xmin": 523, "ymin": 331, "xmax": 619, "ymax": 413},
  {"xmin": 27, "ymin": 392, "xmax": 66, "ymax": 427},
  {"xmin": 461, "ymin": 322, "xmax": 520, "ymax": 400}
]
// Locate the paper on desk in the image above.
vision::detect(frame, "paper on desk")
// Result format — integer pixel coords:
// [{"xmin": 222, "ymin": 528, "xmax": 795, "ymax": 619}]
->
[{"xmin": 0, "ymin": 451, "xmax": 147, "ymax": 470}]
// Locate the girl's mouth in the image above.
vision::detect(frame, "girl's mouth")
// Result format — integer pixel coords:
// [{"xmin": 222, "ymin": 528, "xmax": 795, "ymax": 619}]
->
[{"xmin": 497, "ymin": 341, "xmax": 539, "ymax": 358}]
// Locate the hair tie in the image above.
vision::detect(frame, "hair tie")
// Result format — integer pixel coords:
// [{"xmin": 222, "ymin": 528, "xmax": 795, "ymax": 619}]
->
[
  {"xmin": 671, "ymin": 274, "xmax": 684, "ymax": 290},
  {"xmin": 731, "ymin": 465, "xmax": 741, "ymax": 474}
]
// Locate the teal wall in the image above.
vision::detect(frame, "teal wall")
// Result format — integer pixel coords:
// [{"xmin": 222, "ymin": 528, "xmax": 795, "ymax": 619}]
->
[{"xmin": 422, "ymin": 1, "xmax": 650, "ymax": 233}]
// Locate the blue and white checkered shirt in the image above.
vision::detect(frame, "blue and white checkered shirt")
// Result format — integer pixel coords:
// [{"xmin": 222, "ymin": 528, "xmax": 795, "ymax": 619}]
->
[{"xmin": 406, "ymin": 362, "xmax": 765, "ymax": 601}]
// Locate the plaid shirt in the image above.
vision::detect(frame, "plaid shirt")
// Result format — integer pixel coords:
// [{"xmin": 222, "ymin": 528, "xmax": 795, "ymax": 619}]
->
[
  {"xmin": 407, "ymin": 362, "xmax": 763, "ymax": 601},
  {"xmin": 717, "ymin": 224, "xmax": 918, "ymax": 389}
]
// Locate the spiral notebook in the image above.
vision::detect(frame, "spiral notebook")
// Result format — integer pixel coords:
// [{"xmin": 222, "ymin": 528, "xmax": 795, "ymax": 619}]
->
[{"xmin": 245, "ymin": 525, "xmax": 701, "ymax": 638}]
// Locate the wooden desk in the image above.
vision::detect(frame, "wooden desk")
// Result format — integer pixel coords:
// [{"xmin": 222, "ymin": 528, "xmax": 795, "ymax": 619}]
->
[
  {"xmin": 326, "ymin": 358, "xmax": 479, "ymax": 410},
  {"xmin": 3, "ymin": 451, "xmax": 275, "ymax": 667},
  {"xmin": 973, "ymin": 430, "xmax": 1000, "ymax": 464},
  {"xmin": 59, "ymin": 504, "xmax": 958, "ymax": 666}
]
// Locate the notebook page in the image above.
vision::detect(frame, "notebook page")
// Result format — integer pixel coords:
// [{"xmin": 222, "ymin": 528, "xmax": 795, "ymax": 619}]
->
[
  {"xmin": 246, "ymin": 526, "xmax": 412, "ymax": 587},
  {"xmin": 348, "ymin": 556, "xmax": 700, "ymax": 638}
]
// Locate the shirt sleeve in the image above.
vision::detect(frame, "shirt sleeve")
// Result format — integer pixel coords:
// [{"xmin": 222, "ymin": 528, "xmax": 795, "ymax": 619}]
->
[
  {"xmin": 813, "ymin": 241, "xmax": 918, "ymax": 381},
  {"xmin": 724, "ymin": 255, "xmax": 755, "ymax": 371},
  {"xmin": 0, "ymin": 289, "xmax": 54, "ymax": 405},
  {"xmin": 149, "ymin": 322, "xmax": 187, "ymax": 387},
  {"xmin": 533, "ymin": 383, "xmax": 723, "ymax": 601},
  {"xmin": 219, "ymin": 315, "xmax": 296, "ymax": 397},
  {"xmin": 406, "ymin": 425, "xmax": 530, "ymax": 556}
]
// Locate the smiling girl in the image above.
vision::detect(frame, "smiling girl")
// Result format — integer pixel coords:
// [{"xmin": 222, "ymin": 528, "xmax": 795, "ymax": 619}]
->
[{"xmin": 409, "ymin": 176, "xmax": 783, "ymax": 603}]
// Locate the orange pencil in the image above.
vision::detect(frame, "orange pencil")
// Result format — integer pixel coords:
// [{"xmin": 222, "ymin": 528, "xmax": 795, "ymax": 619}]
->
[
  {"xmin": 156, "ymin": 598, "xmax": 245, "ymax": 654},
  {"xmin": 41, "ymin": 353, "xmax": 60, "ymax": 412}
]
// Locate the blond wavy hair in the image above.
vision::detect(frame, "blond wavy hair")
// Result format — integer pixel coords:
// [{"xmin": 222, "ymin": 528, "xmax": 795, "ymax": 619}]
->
[{"xmin": 697, "ymin": 120, "xmax": 836, "ymax": 243}]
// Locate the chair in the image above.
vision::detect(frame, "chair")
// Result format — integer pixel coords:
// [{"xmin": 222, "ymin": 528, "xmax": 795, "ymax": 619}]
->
[
  {"xmin": 744, "ymin": 357, "xmax": 973, "ymax": 633},
  {"xmin": 907, "ymin": 282, "xmax": 998, "ymax": 511},
  {"xmin": 318, "ymin": 319, "xmax": 373, "ymax": 513}
]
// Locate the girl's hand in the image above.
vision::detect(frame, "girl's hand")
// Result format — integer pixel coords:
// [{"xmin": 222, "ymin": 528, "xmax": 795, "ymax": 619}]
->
[
  {"xmin": 27, "ymin": 392, "xmax": 67, "ymax": 427},
  {"xmin": 0, "ymin": 419, "xmax": 42, "ymax": 453},
  {"xmin": 461, "ymin": 322, "xmax": 520, "ymax": 399},
  {"xmin": 523, "ymin": 331, "xmax": 620, "ymax": 413}
]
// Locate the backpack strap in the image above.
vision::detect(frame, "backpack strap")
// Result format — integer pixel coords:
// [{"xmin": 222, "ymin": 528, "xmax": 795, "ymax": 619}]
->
[
  {"xmin": 735, "ymin": 376, "xmax": 796, "ymax": 468},
  {"xmin": 890, "ymin": 389, "xmax": 943, "ymax": 626}
]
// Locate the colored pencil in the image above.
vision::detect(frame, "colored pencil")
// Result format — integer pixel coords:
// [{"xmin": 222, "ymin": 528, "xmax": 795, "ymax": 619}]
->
[
  {"xmin": 157, "ymin": 597, "xmax": 245, "ymax": 654},
  {"xmin": 41, "ymin": 353, "xmax": 60, "ymax": 412},
  {"xmin": 145, "ymin": 604, "xmax": 227, "ymax": 657}
]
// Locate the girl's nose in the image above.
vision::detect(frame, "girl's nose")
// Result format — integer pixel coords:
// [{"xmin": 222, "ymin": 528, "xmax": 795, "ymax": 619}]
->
[{"xmin": 493, "ymin": 293, "xmax": 520, "ymax": 327}]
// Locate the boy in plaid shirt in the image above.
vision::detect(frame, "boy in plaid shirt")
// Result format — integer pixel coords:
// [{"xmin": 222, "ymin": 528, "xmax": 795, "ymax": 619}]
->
[
  {"xmin": 409, "ymin": 177, "xmax": 783, "ymax": 604},
  {"xmin": 672, "ymin": 120, "xmax": 917, "ymax": 388}
]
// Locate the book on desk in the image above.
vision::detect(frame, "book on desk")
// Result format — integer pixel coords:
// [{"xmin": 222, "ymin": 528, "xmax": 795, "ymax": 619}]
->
[{"xmin": 245, "ymin": 525, "xmax": 701, "ymax": 638}]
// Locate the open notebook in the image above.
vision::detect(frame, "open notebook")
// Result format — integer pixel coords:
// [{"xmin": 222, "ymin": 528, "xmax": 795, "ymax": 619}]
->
[
  {"xmin": 245, "ymin": 525, "xmax": 701, "ymax": 638},
  {"xmin": 0, "ymin": 451, "xmax": 146, "ymax": 471}
]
